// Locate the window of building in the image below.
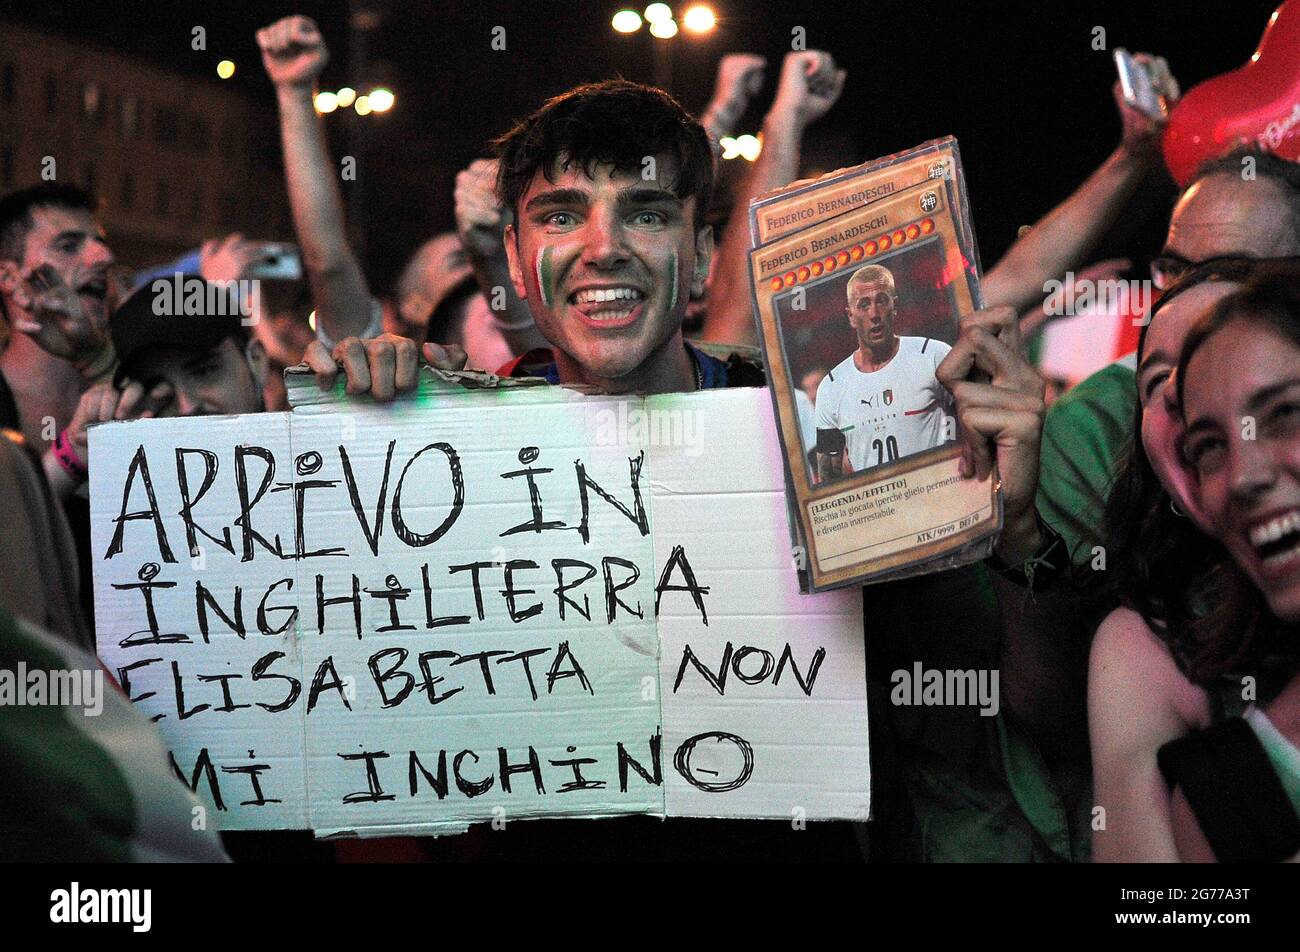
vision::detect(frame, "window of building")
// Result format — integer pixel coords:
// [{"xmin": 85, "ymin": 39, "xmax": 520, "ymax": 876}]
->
[
  {"xmin": 192, "ymin": 115, "xmax": 210, "ymax": 152},
  {"xmin": 154, "ymin": 107, "xmax": 179, "ymax": 145},
  {"xmin": 82, "ymin": 161, "xmax": 95, "ymax": 193},
  {"xmin": 2, "ymin": 63, "xmax": 15, "ymax": 106},
  {"xmin": 118, "ymin": 95, "xmax": 139, "ymax": 138},
  {"xmin": 120, "ymin": 170, "xmax": 135, "ymax": 209},
  {"xmin": 1, "ymin": 146, "xmax": 13, "ymax": 188},
  {"xmin": 43, "ymin": 74, "xmax": 57, "ymax": 113},
  {"xmin": 155, "ymin": 178, "xmax": 170, "ymax": 217},
  {"xmin": 80, "ymin": 81, "xmax": 101, "ymax": 122},
  {"xmin": 190, "ymin": 187, "xmax": 204, "ymax": 222}
]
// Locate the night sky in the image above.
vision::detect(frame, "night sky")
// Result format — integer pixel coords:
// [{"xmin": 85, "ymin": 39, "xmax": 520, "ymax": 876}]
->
[{"xmin": 1, "ymin": 0, "xmax": 1281, "ymax": 291}]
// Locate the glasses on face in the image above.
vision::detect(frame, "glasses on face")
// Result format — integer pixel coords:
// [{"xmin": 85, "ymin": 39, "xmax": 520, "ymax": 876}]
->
[{"xmin": 1149, "ymin": 253, "xmax": 1196, "ymax": 291}]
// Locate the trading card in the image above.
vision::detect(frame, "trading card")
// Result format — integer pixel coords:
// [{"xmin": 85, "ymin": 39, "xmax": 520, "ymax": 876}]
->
[
  {"xmin": 749, "ymin": 174, "xmax": 1001, "ymax": 591},
  {"xmin": 748, "ymin": 137, "xmax": 970, "ymax": 252}
]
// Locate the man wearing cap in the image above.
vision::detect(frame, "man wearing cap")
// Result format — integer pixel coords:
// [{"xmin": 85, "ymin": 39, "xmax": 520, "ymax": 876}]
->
[{"xmin": 49, "ymin": 275, "xmax": 390, "ymax": 504}]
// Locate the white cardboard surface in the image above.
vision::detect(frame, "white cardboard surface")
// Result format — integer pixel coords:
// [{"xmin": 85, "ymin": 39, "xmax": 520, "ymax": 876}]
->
[{"xmin": 90, "ymin": 376, "xmax": 868, "ymax": 834}]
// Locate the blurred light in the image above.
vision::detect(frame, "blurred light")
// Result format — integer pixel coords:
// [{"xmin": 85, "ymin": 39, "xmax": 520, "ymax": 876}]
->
[
  {"xmin": 314, "ymin": 91, "xmax": 338, "ymax": 113},
  {"xmin": 644, "ymin": 3, "xmax": 672, "ymax": 24},
  {"xmin": 336, "ymin": 86, "xmax": 356, "ymax": 108},
  {"xmin": 612, "ymin": 9, "xmax": 642, "ymax": 32},
  {"xmin": 682, "ymin": 5, "xmax": 715, "ymax": 32},
  {"xmin": 368, "ymin": 87, "xmax": 395, "ymax": 113},
  {"xmin": 308, "ymin": 310, "xmax": 317, "ymax": 332},
  {"xmin": 354, "ymin": 95, "xmax": 372, "ymax": 116},
  {"xmin": 216, "ymin": 59, "xmax": 236, "ymax": 79},
  {"xmin": 735, "ymin": 134, "xmax": 761, "ymax": 161},
  {"xmin": 649, "ymin": 17, "xmax": 678, "ymax": 38},
  {"xmin": 719, "ymin": 135, "xmax": 763, "ymax": 161}
]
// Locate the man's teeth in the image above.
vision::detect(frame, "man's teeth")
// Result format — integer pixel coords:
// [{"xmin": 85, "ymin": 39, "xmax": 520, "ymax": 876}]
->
[
  {"xmin": 1249, "ymin": 510, "xmax": 1300, "ymax": 549},
  {"xmin": 572, "ymin": 287, "xmax": 643, "ymax": 305}
]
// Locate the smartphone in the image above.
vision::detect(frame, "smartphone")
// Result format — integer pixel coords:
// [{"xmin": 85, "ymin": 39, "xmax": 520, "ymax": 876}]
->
[
  {"xmin": 1114, "ymin": 48, "xmax": 1172, "ymax": 120},
  {"xmin": 246, "ymin": 242, "xmax": 303, "ymax": 282}
]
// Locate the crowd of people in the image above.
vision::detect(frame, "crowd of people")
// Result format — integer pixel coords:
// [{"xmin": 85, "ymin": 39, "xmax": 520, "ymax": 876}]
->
[{"xmin": 2, "ymin": 13, "xmax": 1299, "ymax": 863}]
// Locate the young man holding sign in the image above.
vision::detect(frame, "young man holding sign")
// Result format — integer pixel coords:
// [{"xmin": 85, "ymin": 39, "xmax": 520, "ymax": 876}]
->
[
  {"xmin": 304, "ymin": 81, "xmax": 764, "ymax": 395},
  {"xmin": 297, "ymin": 80, "xmax": 1050, "ymax": 861}
]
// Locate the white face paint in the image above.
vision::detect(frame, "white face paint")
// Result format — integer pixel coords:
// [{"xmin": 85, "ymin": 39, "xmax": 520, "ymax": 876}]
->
[
  {"xmin": 668, "ymin": 249, "xmax": 678, "ymax": 312},
  {"xmin": 534, "ymin": 245, "xmax": 556, "ymax": 309}
]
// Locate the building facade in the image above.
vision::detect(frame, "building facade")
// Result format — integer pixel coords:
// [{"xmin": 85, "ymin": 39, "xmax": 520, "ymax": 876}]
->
[{"xmin": 0, "ymin": 21, "xmax": 290, "ymax": 269}]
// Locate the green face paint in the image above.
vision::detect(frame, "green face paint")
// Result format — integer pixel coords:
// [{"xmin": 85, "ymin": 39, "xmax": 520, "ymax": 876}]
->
[
  {"xmin": 535, "ymin": 246, "xmax": 555, "ymax": 309},
  {"xmin": 668, "ymin": 250, "xmax": 678, "ymax": 312}
]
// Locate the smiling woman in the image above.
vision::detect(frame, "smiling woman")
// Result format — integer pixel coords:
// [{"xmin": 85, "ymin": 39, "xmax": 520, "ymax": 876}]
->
[
  {"xmin": 1090, "ymin": 261, "xmax": 1300, "ymax": 864},
  {"xmin": 1178, "ymin": 263, "xmax": 1300, "ymax": 628}
]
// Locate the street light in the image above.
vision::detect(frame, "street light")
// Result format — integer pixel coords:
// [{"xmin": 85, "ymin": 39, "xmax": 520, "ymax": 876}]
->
[
  {"xmin": 682, "ymin": 5, "xmax": 716, "ymax": 33},
  {"xmin": 368, "ymin": 88, "xmax": 395, "ymax": 113},
  {"xmin": 610, "ymin": 4, "xmax": 718, "ymax": 90},
  {"xmin": 649, "ymin": 18, "xmax": 678, "ymax": 38},
  {"xmin": 216, "ymin": 59, "xmax": 236, "ymax": 79},
  {"xmin": 612, "ymin": 10, "xmax": 642, "ymax": 33},
  {"xmin": 314, "ymin": 91, "xmax": 339, "ymax": 113}
]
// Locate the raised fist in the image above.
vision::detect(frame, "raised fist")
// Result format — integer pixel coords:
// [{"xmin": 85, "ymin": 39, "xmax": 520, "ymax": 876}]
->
[
  {"xmin": 257, "ymin": 15, "xmax": 329, "ymax": 89},
  {"xmin": 454, "ymin": 158, "xmax": 506, "ymax": 258},
  {"xmin": 769, "ymin": 51, "xmax": 846, "ymax": 131}
]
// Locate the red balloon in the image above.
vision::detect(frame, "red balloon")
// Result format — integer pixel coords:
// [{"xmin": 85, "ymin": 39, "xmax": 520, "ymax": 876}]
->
[{"xmin": 1163, "ymin": 1, "xmax": 1300, "ymax": 187}]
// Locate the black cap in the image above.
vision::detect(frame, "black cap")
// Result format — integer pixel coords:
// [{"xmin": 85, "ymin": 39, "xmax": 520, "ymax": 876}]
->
[{"xmin": 111, "ymin": 275, "xmax": 248, "ymax": 381}]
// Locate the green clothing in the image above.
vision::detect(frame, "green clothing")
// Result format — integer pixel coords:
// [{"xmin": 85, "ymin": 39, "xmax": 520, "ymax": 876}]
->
[
  {"xmin": 866, "ymin": 563, "xmax": 1092, "ymax": 862},
  {"xmin": 1245, "ymin": 707, "xmax": 1300, "ymax": 817},
  {"xmin": 1036, "ymin": 359, "xmax": 1138, "ymax": 566},
  {"xmin": 0, "ymin": 607, "xmax": 229, "ymax": 861},
  {"xmin": 871, "ymin": 359, "xmax": 1139, "ymax": 861}
]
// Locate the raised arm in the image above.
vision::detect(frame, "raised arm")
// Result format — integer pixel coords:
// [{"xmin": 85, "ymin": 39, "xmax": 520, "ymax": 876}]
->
[
  {"xmin": 699, "ymin": 53, "xmax": 767, "ymax": 147},
  {"xmin": 256, "ymin": 15, "xmax": 374, "ymax": 346},
  {"xmin": 982, "ymin": 56, "xmax": 1178, "ymax": 314},
  {"xmin": 699, "ymin": 51, "xmax": 845, "ymax": 346},
  {"xmin": 453, "ymin": 158, "xmax": 545, "ymax": 354}
]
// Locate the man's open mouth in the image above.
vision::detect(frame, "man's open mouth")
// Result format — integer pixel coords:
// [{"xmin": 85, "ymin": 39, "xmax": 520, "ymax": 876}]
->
[
  {"xmin": 77, "ymin": 278, "xmax": 108, "ymax": 301},
  {"xmin": 568, "ymin": 286, "xmax": 646, "ymax": 323}
]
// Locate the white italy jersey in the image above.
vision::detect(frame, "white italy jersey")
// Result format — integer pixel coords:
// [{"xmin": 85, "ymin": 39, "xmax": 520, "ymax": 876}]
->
[{"xmin": 814, "ymin": 336, "xmax": 953, "ymax": 470}]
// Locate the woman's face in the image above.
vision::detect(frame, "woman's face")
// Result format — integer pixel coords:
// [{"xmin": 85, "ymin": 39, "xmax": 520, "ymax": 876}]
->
[
  {"xmin": 1138, "ymin": 282, "xmax": 1238, "ymax": 523},
  {"xmin": 1183, "ymin": 319, "xmax": 1300, "ymax": 622}
]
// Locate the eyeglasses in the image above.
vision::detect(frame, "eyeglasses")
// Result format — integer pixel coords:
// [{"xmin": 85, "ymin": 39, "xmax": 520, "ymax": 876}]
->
[{"xmin": 1149, "ymin": 253, "xmax": 1196, "ymax": 291}]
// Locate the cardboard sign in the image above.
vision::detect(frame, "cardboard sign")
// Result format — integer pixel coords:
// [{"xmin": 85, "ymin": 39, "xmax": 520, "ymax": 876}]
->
[{"xmin": 89, "ymin": 374, "xmax": 868, "ymax": 835}]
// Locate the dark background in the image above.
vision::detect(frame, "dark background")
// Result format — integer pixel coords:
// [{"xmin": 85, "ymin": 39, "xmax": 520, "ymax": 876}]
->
[{"xmin": 0, "ymin": 0, "xmax": 1282, "ymax": 292}]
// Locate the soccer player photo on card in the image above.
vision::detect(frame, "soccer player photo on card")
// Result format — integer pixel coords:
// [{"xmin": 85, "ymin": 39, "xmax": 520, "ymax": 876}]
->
[{"xmin": 812, "ymin": 262, "xmax": 954, "ymax": 485}]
